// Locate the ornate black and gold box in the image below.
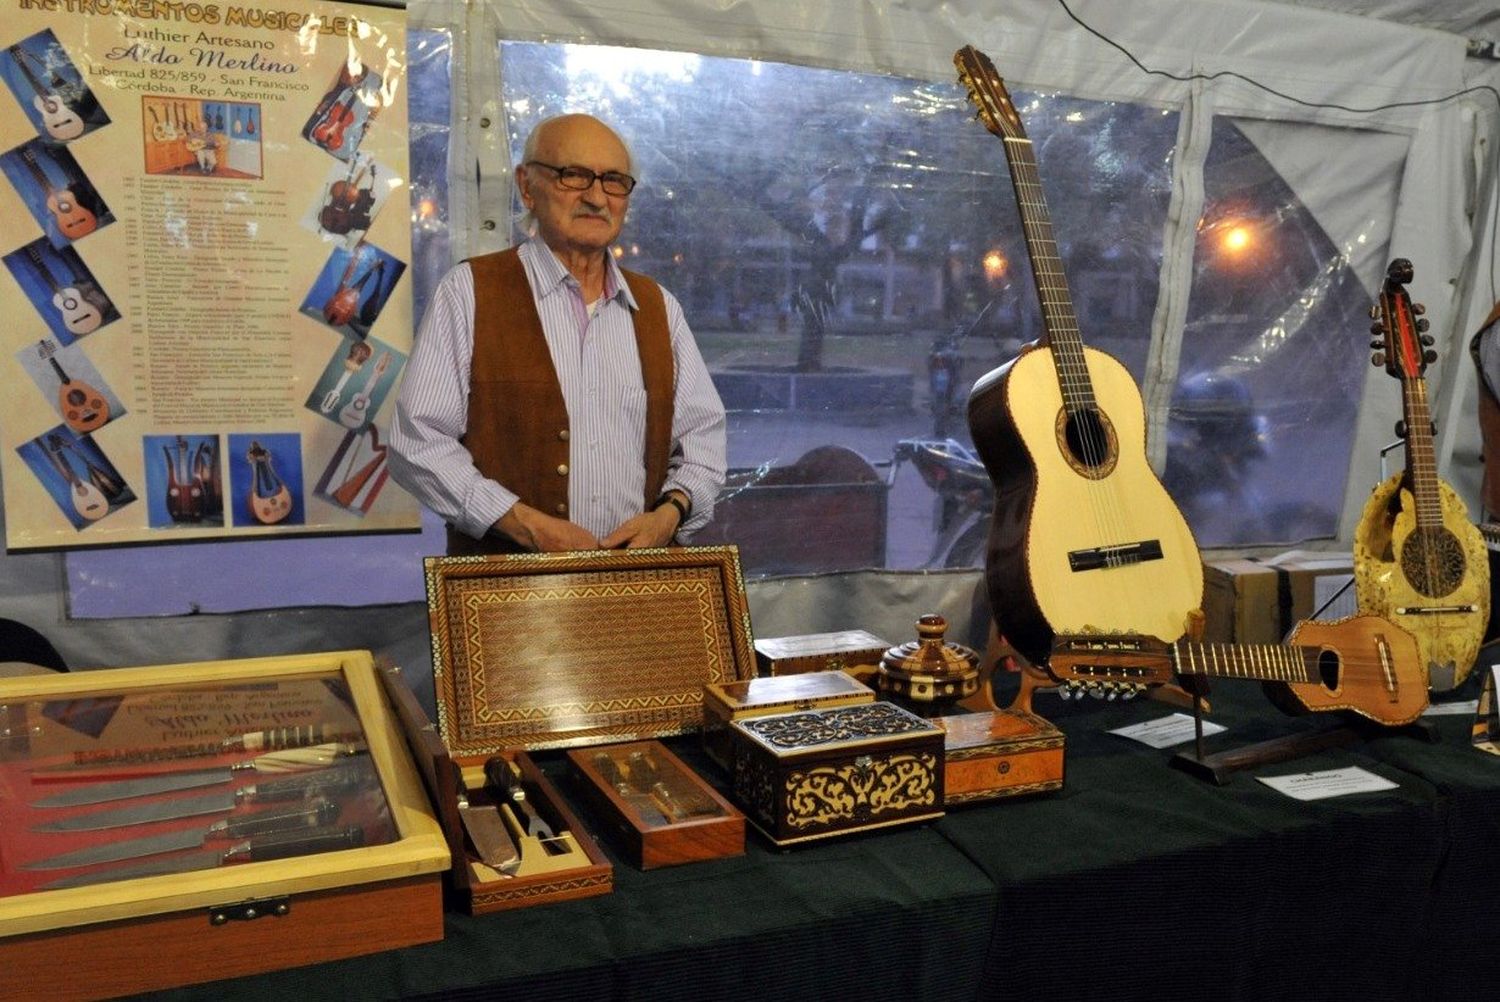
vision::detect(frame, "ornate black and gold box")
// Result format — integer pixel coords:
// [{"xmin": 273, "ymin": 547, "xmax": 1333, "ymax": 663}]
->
[
  {"xmin": 702, "ymin": 670, "xmax": 875, "ymax": 770},
  {"xmin": 729, "ymin": 701, "xmax": 945, "ymax": 846}
]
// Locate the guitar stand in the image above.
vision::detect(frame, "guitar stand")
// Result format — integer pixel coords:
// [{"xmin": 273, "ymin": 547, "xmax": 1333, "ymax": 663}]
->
[{"xmin": 1169, "ymin": 686, "xmax": 1438, "ymax": 786}]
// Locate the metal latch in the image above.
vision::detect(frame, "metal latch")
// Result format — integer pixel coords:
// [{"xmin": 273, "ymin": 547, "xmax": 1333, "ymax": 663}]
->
[{"xmin": 209, "ymin": 896, "xmax": 291, "ymax": 925}]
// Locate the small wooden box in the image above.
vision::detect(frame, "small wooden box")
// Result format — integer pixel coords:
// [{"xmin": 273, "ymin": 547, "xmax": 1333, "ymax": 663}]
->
[
  {"xmin": 938, "ymin": 707, "xmax": 1065, "ymax": 804},
  {"xmin": 754, "ymin": 630, "xmax": 891, "ymax": 676},
  {"xmin": 730, "ymin": 701, "xmax": 945, "ymax": 846},
  {"xmin": 416, "ymin": 546, "xmax": 758, "ymax": 910},
  {"xmin": 702, "ymin": 670, "xmax": 875, "ymax": 770},
  {"xmin": 0, "ymin": 652, "xmax": 450, "ymax": 1001},
  {"xmin": 566, "ymin": 740, "xmax": 744, "ymax": 869}
]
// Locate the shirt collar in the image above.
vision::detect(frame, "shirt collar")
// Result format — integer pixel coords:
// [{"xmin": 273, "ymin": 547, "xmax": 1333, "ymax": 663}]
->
[{"xmin": 522, "ymin": 236, "xmax": 639, "ymax": 311}]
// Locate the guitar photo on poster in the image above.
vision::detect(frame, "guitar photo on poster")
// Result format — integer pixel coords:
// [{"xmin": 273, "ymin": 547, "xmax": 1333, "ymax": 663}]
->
[
  {"xmin": 0, "ymin": 30, "xmax": 109, "ymax": 143},
  {"xmin": 15, "ymin": 426, "xmax": 135, "ymax": 530},
  {"xmin": 4, "ymin": 239, "xmax": 118, "ymax": 342},
  {"xmin": 0, "ymin": 139, "xmax": 113, "ymax": 247},
  {"xmin": 227, "ymin": 433, "xmax": 304, "ymax": 528}
]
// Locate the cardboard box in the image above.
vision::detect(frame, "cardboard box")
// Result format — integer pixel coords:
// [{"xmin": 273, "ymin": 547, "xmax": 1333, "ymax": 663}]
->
[
  {"xmin": 730, "ymin": 701, "xmax": 944, "ymax": 846},
  {"xmin": 1201, "ymin": 557, "xmax": 1280, "ymax": 644},
  {"xmin": 414, "ymin": 546, "xmax": 758, "ymax": 911},
  {"xmin": 0, "ymin": 652, "xmax": 450, "ymax": 1000}
]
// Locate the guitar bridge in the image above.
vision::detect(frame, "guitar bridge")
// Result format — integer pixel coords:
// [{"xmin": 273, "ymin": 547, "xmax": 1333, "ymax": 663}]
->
[
  {"xmin": 1394, "ymin": 604, "xmax": 1479, "ymax": 615},
  {"xmin": 1067, "ymin": 540, "xmax": 1163, "ymax": 572}
]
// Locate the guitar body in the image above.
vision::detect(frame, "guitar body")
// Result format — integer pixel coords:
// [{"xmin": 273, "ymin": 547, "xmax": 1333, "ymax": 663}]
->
[
  {"xmin": 70, "ymin": 480, "xmax": 108, "ymax": 520},
  {"xmin": 46, "ymin": 188, "xmax": 96, "ymax": 240},
  {"xmin": 58, "ymin": 379, "xmax": 108, "ymax": 433},
  {"xmin": 250, "ymin": 486, "xmax": 292, "ymax": 524},
  {"xmin": 53, "ymin": 287, "xmax": 102, "ymax": 336},
  {"xmin": 247, "ymin": 442, "xmax": 292, "ymax": 524},
  {"xmin": 972, "ymin": 343, "xmax": 1203, "ymax": 667},
  {"xmin": 1268, "ymin": 616, "xmax": 1428, "ymax": 726},
  {"xmin": 1353, "ymin": 472, "xmax": 1488, "ymax": 690},
  {"xmin": 34, "ymin": 94, "xmax": 83, "ymax": 141},
  {"xmin": 323, "ymin": 286, "xmax": 359, "ymax": 327}
]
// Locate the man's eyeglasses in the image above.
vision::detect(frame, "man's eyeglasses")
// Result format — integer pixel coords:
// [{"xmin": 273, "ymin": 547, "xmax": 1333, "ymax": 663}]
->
[{"xmin": 526, "ymin": 161, "xmax": 637, "ymax": 196}]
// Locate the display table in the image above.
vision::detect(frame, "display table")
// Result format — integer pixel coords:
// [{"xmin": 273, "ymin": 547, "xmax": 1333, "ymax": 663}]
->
[{"xmin": 129, "ymin": 675, "xmax": 1500, "ymax": 1002}]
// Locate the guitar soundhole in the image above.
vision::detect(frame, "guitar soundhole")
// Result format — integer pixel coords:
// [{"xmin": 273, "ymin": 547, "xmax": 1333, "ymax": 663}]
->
[
  {"xmin": 1399, "ymin": 527, "xmax": 1466, "ymax": 598},
  {"xmin": 1317, "ymin": 650, "xmax": 1340, "ymax": 691},
  {"xmin": 1055, "ymin": 406, "xmax": 1118, "ymax": 480}
]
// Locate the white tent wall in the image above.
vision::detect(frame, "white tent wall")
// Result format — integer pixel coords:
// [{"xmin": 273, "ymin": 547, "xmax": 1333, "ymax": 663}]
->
[{"xmin": 2, "ymin": 0, "xmax": 1498, "ymax": 716}]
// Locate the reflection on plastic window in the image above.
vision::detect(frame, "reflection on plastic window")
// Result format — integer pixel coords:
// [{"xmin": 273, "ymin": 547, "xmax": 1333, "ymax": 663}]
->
[{"xmin": 499, "ymin": 42, "xmax": 1177, "ymax": 576}]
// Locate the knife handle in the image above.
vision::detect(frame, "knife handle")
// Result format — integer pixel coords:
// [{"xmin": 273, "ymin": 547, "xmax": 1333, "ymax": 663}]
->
[
  {"xmin": 220, "ymin": 799, "xmax": 340, "ymax": 838},
  {"xmin": 237, "ymin": 825, "xmax": 366, "ymax": 863},
  {"xmin": 246, "ymin": 742, "xmax": 364, "ymax": 774},
  {"xmin": 240, "ymin": 725, "xmax": 345, "ymax": 753},
  {"xmin": 240, "ymin": 762, "xmax": 367, "ymax": 803}
]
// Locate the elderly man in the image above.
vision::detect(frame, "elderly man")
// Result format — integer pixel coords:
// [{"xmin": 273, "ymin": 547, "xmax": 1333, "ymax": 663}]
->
[{"xmin": 390, "ymin": 113, "xmax": 726, "ymax": 554}]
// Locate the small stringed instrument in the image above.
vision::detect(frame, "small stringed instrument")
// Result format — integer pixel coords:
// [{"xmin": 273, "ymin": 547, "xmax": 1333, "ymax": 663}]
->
[
  {"xmin": 164, "ymin": 436, "xmax": 203, "ymax": 522},
  {"xmin": 25, "ymin": 245, "xmax": 103, "ymax": 337},
  {"xmin": 321, "ymin": 340, "xmax": 373, "ymax": 413},
  {"xmin": 246, "ymin": 440, "xmax": 292, "ymax": 524},
  {"xmin": 245, "ymin": 106, "xmax": 256, "ymax": 135},
  {"xmin": 319, "ymin": 161, "xmax": 370, "ymax": 235},
  {"xmin": 38, "ymin": 340, "xmax": 108, "ymax": 433},
  {"xmin": 322, "ymin": 244, "xmax": 367, "ymax": 328},
  {"xmin": 1046, "ymin": 615, "xmax": 1428, "ymax": 726},
  {"xmin": 339, "ymin": 350, "xmax": 391, "ymax": 429},
  {"xmin": 1354, "ymin": 259, "xmax": 1488, "ymax": 691},
  {"xmin": 954, "ymin": 45, "xmax": 1203, "ymax": 668},
  {"xmin": 44, "ymin": 434, "xmax": 107, "ymax": 521},
  {"xmin": 312, "ymin": 87, "xmax": 359, "ymax": 148},
  {"xmin": 9, "ymin": 44, "xmax": 84, "ymax": 141},
  {"xmin": 194, "ymin": 438, "xmax": 222, "ymax": 518},
  {"xmin": 19, "ymin": 147, "xmax": 95, "ymax": 240}
]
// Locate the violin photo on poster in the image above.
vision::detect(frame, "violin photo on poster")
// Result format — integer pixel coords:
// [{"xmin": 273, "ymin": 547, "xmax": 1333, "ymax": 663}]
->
[{"xmin": 0, "ymin": 0, "xmax": 417, "ymax": 550}]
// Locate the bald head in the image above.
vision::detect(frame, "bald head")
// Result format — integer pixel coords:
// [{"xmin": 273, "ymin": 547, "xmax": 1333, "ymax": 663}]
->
[{"xmin": 516, "ymin": 114, "xmax": 635, "ymax": 259}]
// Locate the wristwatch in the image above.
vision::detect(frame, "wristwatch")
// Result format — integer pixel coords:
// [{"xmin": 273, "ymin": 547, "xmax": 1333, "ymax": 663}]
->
[{"xmin": 654, "ymin": 492, "xmax": 689, "ymax": 523}]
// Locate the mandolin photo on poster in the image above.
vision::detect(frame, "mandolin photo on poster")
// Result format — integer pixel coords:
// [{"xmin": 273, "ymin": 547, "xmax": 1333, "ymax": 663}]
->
[
  {"xmin": 14, "ymin": 425, "xmax": 135, "ymax": 530},
  {"xmin": 15, "ymin": 337, "xmax": 126, "ymax": 435},
  {"xmin": 298, "ymin": 239, "xmax": 406, "ymax": 340}
]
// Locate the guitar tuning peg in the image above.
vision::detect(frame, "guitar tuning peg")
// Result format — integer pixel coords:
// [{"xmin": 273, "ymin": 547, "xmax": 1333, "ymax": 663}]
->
[
  {"xmin": 1367, "ymin": 304, "xmax": 1380, "ymax": 320},
  {"xmin": 1372, "ymin": 352, "xmax": 1385, "ymax": 367},
  {"xmin": 1423, "ymin": 349, "xmax": 1437, "ymax": 364},
  {"xmin": 1368, "ymin": 321, "xmax": 1383, "ymax": 335},
  {"xmin": 1415, "ymin": 318, "xmax": 1429, "ymax": 332},
  {"xmin": 1370, "ymin": 341, "xmax": 1384, "ymax": 351},
  {"xmin": 1420, "ymin": 334, "xmax": 1435, "ymax": 347},
  {"xmin": 1411, "ymin": 302, "xmax": 1426, "ymax": 315}
]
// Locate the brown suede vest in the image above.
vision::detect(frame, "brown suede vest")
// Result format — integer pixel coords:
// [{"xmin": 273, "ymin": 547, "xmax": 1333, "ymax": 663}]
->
[
  {"xmin": 446, "ymin": 247, "xmax": 674, "ymax": 555},
  {"xmin": 1469, "ymin": 300, "xmax": 1500, "ymax": 519}
]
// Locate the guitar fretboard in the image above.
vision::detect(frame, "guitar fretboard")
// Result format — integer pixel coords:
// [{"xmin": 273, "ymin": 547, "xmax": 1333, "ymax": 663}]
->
[
  {"xmin": 1399, "ymin": 353, "xmax": 1442, "ymax": 531},
  {"xmin": 1171, "ymin": 640, "xmax": 1319, "ymax": 684},
  {"xmin": 999, "ymin": 135, "xmax": 1094, "ymax": 415}
]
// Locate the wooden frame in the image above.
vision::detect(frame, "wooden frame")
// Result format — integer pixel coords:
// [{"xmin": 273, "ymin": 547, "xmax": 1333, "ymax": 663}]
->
[{"xmin": 424, "ymin": 546, "xmax": 757, "ymax": 753}]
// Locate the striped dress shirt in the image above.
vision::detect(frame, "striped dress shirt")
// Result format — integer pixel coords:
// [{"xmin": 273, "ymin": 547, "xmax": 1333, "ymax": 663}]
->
[{"xmin": 389, "ymin": 237, "xmax": 727, "ymax": 542}]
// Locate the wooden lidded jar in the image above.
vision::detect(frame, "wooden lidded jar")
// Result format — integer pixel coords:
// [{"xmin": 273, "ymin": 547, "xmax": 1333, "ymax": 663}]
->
[{"xmin": 877, "ymin": 614, "xmax": 980, "ymax": 711}]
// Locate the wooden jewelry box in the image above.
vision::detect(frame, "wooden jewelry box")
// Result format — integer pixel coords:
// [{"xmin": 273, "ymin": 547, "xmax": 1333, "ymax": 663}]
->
[
  {"xmin": 939, "ymin": 707, "xmax": 1065, "ymax": 804},
  {"xmin": 566, "ymin": 740, "xmax": 744, "ymax": 869},
  {"xmin": 409, "ymin": 546, "xmax": 758, "ymax": 909},
  {"xmin": 0, "ymin": 651, "xmax": 450, "ymax": 1001},
  {"xmin": 729, "ymin": 701, "xmax": 945, "ymax": 846},
  {"xmin": 753, "ymin": 630, "xmax": 891, "ymax": 676},
  {"xmin": 702, "ymin": 670, "xmax": 875, "ymax": 770}
]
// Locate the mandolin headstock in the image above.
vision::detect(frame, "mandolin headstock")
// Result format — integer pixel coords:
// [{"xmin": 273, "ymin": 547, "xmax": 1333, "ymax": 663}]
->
[
  {"xmin": 954, "ymin": 45, "xmax": 1027, "ymax": 143},
  {"xmin": 1046, "ymin": 633, "xmax": 1176, "ymax": 700},
  {"xmin": 1369, "ymin": 257, "xmax": 1434, "ymax": 383}
]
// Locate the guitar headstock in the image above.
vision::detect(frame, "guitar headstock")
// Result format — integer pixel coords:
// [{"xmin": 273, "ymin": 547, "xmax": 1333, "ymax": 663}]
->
[
  {"xmin": 1369, "ymin": 257, "xmax": 1434, "ymax": 382},
  {"xmin": 953, "ymin": 45, "xmax": 1027, "ymax": 142},
  {"xmin": 1046, "ymin": 634, "xmax": 1176, "ymax": 701}
]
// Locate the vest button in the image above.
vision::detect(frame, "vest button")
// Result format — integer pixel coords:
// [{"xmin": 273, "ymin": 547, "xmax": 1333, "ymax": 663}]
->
[
  {"xmin": 558, "ymin": 429, "xmax": 569, "ymax": 441},
  {"xmin": 556, "ymin": 464, "xmax": 569, "ymax": 476},
  {"xmin": 555, "ymin": 502, "xmax": 567, "ymax": 514}
]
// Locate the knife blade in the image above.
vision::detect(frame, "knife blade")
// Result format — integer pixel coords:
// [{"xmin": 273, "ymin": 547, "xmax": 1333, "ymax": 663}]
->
[
  {"xmin": 25, "ymin": 799, "xmax": 341, "ymax": 869},
  {"xmin": 39, "ymin": 824, "xmax": 367, "ymax": 891},
  {"xmin": 30, "ymin": 763, "xmax": 368, "ymax": 832},
  {"xmin": 30, "ymin": 743, "xmax": 366, "ymax": 808},
  {"xmin": 34, "ymin": 724, "xmax": 360, "ymax": 777},
  {"xmin": 484, "ymin": 756, "xmax": 556, "ymax": 839},
  {"xmin": 457, "ymin": 791, "xmax": 520, "ymax": 875}
]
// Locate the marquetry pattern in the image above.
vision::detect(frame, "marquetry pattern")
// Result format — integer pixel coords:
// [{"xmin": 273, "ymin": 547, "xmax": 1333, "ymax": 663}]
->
[{"xmin": 740, "ymin": 702, "xmax": 937, "ymax": 750}]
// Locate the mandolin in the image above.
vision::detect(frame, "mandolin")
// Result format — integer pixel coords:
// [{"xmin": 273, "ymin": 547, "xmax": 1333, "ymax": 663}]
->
[
  {"xmin": 38, "ymin": 339, "xmax": 108, "ymax": 433},
  {"xmin": 322, "ymin": 244, "xmax": 367, "ymax": 328},
  {"xmin": 954, "ymin": 45, "xmax": 1203, "ymax": 668},
  {"xmin": 1353, "ymin": 259, "xmax": 1488, "ymax": 691},
  {"xmin": 44, "ymin": 434, "xmax": 107, "ymax": 521},
  {"xmin": 19, "ymin": 147, "xmax": 95, "ymax": 240},
  {"xmin": 246, "ymin": 440, "xmax": 293, "ymax": 524},
  {"xmin": 1046, "ymin": 615, "xmax": 1428, "ymax": 727}
]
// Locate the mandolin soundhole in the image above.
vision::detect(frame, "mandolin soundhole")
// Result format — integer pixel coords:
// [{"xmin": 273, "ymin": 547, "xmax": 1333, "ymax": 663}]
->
[
  {"xmin": 1055, "ymin": 406, "xmax": 1118, "ymax": 480},
  {"xmin": 1399, "ymin": 527, "xmax": 1466, "ymax": 598}
]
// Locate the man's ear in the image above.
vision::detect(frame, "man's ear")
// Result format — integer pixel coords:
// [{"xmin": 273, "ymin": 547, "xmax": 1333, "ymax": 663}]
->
[{"xmin": 514, "ymin": 165, "xmax": 533, "ymax": 208}]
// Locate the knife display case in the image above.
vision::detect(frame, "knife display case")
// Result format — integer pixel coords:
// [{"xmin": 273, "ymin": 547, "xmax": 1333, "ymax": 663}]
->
[
  {"xmin": 402, "ymin": 547, "xmax": 758, "ymax": 911},
  {"xmin": 566, "ymin": 740, "xmax": 744, "ymax": 869},
  {"xmin": 0, "ymin": 651, "xmax": 449, "ymax": 1000}
]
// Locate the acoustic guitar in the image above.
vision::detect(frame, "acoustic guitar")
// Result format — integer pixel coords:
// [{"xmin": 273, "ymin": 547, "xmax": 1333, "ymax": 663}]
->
[
  {"xmin": 44, "ymin": 434, "xmax": 107, "ymax": 521},
  {"xmin": 246, "ymin": 440, "xmax": 292, "ymax": 524},
  {"xmin": 8, "ymin": 44, "xmax": 84, "ymax": 141},
  {"xmin": 320, "ymin": 340, "xmax": 373, "ymax": 413},
  {"xmin": 19, "ymin": 147, "xmax": 96, "ymax": 240},
  {"xmin": 1353, "ymin": 259, "xmax": 1488, "ymax": 691},
  {"xmin": 1045, "ymin": 615, "xmax": 1427, "ymax": 727},
  {"xmin": 25, "ymin": 245, "xmax": 103, "ymax": 337},
  {"xmin": 38, "ymin": 340, "xmax": 108, "ymax": 433},
  {"xmin": 954, "ymin": 45, "xmax": 1203, "ymax": 668},
  {"xmin": 338, "ymin": 350, "xmax": 391, "ymax": 429}
]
